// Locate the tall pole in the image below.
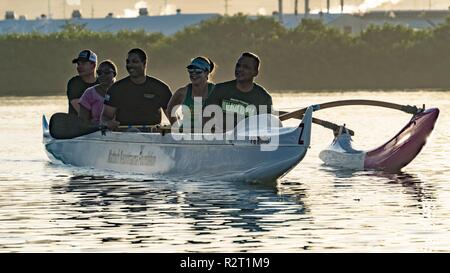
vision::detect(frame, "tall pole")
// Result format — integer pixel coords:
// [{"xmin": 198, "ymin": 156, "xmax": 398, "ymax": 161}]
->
[
  {"xmin": 327, "ymin": 0, "xmax": 330, "ymax": 14},
  {"xmin": 278, "ymin": 0, "xmax": 283, "ymax": 23},
  {"xmin": 305, "ymin": 0, "xmax": 309, "ymax": 16},
  {"xmin": 225, "ymin": 0, "xmax": 229, "ymax": 15},
  {"xmin": 63, "ymin": 0, "xmax": 66, "ymax": 19},
  {"xmin": 341, "ymin": 0, "xmax": 344, "ymax": 13},
  {"xmin": 48, "ymin": 0, "xmax": 51, "ymax": 19},
  {"xmin": 294, "ymin": 0, "xmax": 298, "ymax": 16}
]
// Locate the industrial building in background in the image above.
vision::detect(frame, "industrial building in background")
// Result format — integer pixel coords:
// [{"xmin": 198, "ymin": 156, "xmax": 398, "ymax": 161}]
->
[{"xmin": 1, "ymin": 1, "xmax": 450, "ymax": 35}]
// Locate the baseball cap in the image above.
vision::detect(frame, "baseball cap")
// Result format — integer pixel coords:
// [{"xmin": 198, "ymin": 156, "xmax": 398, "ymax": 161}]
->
[
  {"xmin": 72, "ymin": 49, "xmax": 97, "ymax": 64},
  {"xmin": 186, "ymin": 58, "xmax": 211, "ymax": 72}
]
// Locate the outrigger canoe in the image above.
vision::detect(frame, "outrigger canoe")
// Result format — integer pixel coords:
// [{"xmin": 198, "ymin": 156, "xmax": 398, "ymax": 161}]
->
[
  {"xmin": 42, "ymin": 106, "xmax": 314, "ymax": 182},
  {"xmin": 43, "ymin": 99, "xmax": 438, "ymax": 179}
]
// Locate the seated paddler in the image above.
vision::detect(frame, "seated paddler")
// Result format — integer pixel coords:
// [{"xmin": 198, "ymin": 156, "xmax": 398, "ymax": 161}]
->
[
  {"xmin": 78, "ymin": 60, "xmax": 117, "ymax": 125},
  {"xmin": 101, "ymin": 48, "xmax": 172, "ymax": 131},
  {"xmin": 165, "ymin": 56, "xmax": 216, "ymax": 132},
  {"xmin": 204, "ymin": 52, "xmax": 273, "ymax": 132}
]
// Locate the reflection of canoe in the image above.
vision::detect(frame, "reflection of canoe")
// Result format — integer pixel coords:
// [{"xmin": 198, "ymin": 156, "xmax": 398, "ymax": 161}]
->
[
  {"xmin": 42, "ymin": 107, "xmax": 313, "ymax": 182},
  {"xmin": 319, "ymin": 108, "xmax": 439, "ymax": 172}
]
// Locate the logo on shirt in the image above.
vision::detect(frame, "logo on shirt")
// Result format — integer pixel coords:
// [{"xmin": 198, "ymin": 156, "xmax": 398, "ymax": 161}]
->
[
  {"xmin": 222, "ymin": 99, "xmax": 256, "ymax": 117},
  {"xmin": 104, "ymin": 94, "xmax": 110, "ymax": 102},
  {"xmin": 144, "ymin": 93, "xmax": 155, "ymax": 99}
]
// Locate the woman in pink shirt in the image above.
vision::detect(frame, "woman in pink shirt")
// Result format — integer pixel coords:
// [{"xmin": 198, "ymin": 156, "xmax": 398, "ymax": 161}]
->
[{"xmin": 79, "ymin": 60, "xmax": 117, "ymax": 124}]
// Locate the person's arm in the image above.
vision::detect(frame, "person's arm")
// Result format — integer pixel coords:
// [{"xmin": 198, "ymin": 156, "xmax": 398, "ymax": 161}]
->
[
  {"xmin": 78, "ymin": 105, "xmax": 92, "ymax": 125},
  {"xmin": 266, "ymin": 95, "xmax": 273, "ymax": 114},
  {"xmin": 165, "ymin": 87, "xmax": 187, "ymax": 125},
  {"xmin": 101, "ymin": 104, "xmax": 120, "ymax": 130},
  {"xmin": 203, "ymin": 88, "xmax": 223, "ymax": 124},
  {"xmin": 67, "ymin": 78, "xmax": 81, "ymax": 114},
  {"xmin": 159, "ymin": 85, "xmax": 173, "ymax": 124},
  {"xmin": 70, "ymin": 99, "xmax": 81, "ymax": 114}
]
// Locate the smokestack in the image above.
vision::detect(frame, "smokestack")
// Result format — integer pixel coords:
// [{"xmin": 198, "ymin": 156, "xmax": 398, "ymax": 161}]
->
[
  {"xmin": 224, "ymin": 0, "xmax": 229, "ymax": 15},
  {"xmin": 294, "ymin": 0, "xmax": 298, "ymax": 16},
  {"xmin": 278, "ymin": 0, "xmax": 283, "ymax": 23},
  {"xmin": 305, "ymin": 0, "xmax": 310, "ymax": 16},
  {"xmin": 341, "ymin": 0, "xmax": 344, "ymax": 13},
  {"xmin": 327, "ymin": 0, "xmax": 330, "ymax": 14}
]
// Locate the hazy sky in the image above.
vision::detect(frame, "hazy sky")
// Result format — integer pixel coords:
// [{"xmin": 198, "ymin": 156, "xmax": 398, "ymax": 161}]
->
[{"xmin": 1, "ymin": 0, "xmax": 449, "ymax": 19}]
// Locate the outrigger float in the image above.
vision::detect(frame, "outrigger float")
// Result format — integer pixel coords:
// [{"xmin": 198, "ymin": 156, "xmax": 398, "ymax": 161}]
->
[
  {"xmin": 42, "ymin": 100, "xmax": 439, "ymax": 181},
  {"xmin": 279, "ymin": 100, "xmax": 439, "ymax": 172}
]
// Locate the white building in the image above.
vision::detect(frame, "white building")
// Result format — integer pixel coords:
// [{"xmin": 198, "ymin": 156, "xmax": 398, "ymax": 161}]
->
[
  {"xmin": 1, "ymin": 10, "xmax": 449, "ymax": 36},
  {"xmin": 328, "ymin": 10, "xmax": 450, "ymax": 34},
  {"xmin": 0, "ymin": 13, "xmax": 220, "ymax": 35}
]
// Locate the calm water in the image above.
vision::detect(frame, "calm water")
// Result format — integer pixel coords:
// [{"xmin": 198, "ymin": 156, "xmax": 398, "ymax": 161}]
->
[{"xmin": 0, "ymin": 91, "xmax": 449, "ymax": 252}]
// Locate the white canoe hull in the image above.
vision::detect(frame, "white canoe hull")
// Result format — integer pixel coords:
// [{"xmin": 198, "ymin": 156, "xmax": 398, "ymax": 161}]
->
[{"xmin": 43, "ymin": 108, "xmax": 313, "ymax": 182}]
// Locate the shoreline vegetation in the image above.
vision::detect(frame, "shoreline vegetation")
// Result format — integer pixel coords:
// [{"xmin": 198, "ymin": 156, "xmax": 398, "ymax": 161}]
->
[{"xmin": 1, "ymin": 15, "xmax": 450, "ymax": 96}]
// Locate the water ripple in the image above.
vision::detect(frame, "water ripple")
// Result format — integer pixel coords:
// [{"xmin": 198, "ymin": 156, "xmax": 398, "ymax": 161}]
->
[{"xmin": 1, "ymin": 93, "xmax": 450, "ymax": 252}]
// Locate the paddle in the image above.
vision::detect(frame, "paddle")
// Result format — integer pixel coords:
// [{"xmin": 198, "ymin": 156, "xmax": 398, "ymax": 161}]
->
[
  {"xmin": 49, "ymin": 113, "xmax": 171, "ymax": 139},
  {"xmin": 49, "ymin": 113, "xmax": 101, "ymax": 139}
]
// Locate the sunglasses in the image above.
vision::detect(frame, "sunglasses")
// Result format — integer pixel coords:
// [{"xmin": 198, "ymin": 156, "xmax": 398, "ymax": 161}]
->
[
  {"xmin": 187, "ymin": 68, "xmax": 205, "ymax": 75},
  {"xmin": 96, "ymin": 70, "xmax": 114, "ymax": 76}
]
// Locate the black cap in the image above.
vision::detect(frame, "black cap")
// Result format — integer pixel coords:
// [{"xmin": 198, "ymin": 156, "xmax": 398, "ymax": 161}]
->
[{"xmin": 72, "ymin": 49, "xmax": 97, "ymax": 64}]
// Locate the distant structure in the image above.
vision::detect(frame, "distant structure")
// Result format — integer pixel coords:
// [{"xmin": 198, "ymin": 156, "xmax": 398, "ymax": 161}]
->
[
  {"xmin": 0, "ymin": 10, "xmax": 449, "ymax": 36},
  {"xmin": 278, "ymin": 0, "xmax": 283, "ymax": 23},
  {"xmin": 305, "ymin": 0, "xmax": 310, "ymax": 16},
  {"xmin": 71, "ymin": 10, "xmax": 82, "ymax": 19},
  {"xmin": 329, "ymin": 10, "xmax": 450, "ymax": 34},
  {"xmin": 139, "ymin": 8, "xmax": 149, "ymax": 17},
  {"xmin": 0, "ymin": 13, "xmax": 220, "ymax": 35},
  {"xmin": 294, "ymin": 0, "xmax": 298, "ymax": 16},
  {"xmin": 5, "ymin": 11, "xmax": 16, "ymax": 20}
]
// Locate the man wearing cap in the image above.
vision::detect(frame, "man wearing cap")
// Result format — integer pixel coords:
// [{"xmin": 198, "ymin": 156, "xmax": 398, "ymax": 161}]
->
[
  {"xmin": 102, "ymin": 48, "xmax": 172, "ymax": 129},
  {"xmin": 67, "ymin": 49, "xmax": 98, "ymax": 115},
  {"xmin": 204, "ymin": 52, "xmax": 272, "ymax": 132}
]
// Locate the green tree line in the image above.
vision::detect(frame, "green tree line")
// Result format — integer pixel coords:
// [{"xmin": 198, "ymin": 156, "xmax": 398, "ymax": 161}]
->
[{"xmin": 1, "ymin": 15, "xmax": 450, "ymax": 96}]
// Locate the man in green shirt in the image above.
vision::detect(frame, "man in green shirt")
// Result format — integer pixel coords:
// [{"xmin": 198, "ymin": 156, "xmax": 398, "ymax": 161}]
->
[{"xmin": 205, "ymin": 52, "xmax": 273, "ymax": 132}]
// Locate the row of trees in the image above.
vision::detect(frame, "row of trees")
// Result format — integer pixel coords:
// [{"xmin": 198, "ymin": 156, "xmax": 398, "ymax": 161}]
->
[{"xmin": 1, "ymin": 15, "xmax": 450, "ymax": 96}]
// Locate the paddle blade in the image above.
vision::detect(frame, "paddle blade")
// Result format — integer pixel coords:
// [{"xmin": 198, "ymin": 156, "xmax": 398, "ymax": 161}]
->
[{"xmin": 49, "ymin": 113, "xmax": 100, "ymax": 139}]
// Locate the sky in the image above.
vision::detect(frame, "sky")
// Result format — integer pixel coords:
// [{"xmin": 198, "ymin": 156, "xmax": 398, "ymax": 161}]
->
[{"xmin": 1, "ymin": 0, "xmax": 449, "ymax": 20}]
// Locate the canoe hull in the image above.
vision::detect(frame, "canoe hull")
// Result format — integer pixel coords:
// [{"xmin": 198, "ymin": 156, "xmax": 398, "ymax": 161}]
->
[
  {"xmin": 43, "ymin": 108, "xmax": 313, "ymax": 182},
  {"xmin": 45, "ymin": 131, "xmax": 307, "ymax": 181}
]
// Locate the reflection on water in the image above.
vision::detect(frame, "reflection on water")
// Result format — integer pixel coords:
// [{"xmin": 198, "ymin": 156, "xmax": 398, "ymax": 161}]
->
[
  {"xmin": 1, "ymin": 92, "xmax": 450, "ymax": 252},
  {"xmin": 384, "ymin": 172, "xmax": 436, "ymax": 204},
  {"xmin": 49, "ymin": 174, "xmax": 307, "ymax": 244}
]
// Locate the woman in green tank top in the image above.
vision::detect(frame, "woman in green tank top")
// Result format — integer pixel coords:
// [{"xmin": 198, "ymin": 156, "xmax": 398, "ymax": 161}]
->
[{"xmin": 166, "ymin": 56, "xmax": 215, "ymax": 132}]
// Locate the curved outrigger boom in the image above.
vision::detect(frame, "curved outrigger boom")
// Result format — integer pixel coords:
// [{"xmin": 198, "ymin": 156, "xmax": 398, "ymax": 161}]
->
[{"xmin": 278, "ymin": 99, "xmax": 439, "ymax": 172}]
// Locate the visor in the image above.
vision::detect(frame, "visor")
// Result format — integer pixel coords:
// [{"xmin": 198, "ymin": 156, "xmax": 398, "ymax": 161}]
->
[{"xmin": 186, "ymin": 58, "xmax": 211, "ymax": 72}]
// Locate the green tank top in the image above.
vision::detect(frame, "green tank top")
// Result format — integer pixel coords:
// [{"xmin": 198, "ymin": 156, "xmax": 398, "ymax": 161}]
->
[{"xmin": 182, "ymin": 83, "xmax": 215, "ymax": 126}]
